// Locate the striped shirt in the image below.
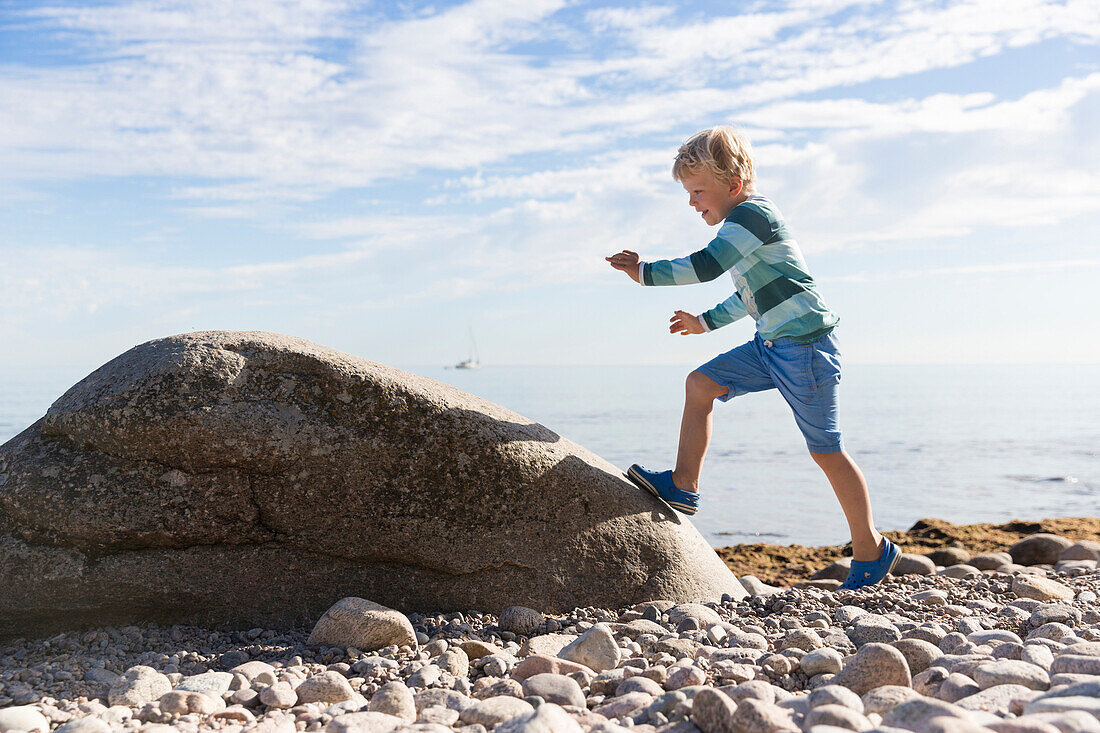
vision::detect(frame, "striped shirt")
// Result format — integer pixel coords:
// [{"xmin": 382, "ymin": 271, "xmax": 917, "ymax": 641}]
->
[{"xmin": 641, "ymin": 194, "xmax": 839, "ymax": 342}]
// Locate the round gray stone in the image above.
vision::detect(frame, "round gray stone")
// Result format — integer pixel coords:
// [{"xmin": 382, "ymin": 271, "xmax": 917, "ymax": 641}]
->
[
  {"xmin": 802, "ymin": 648, "xmax": 844, "ymax": 677},
  {"xmin": 860, "ymin": 685, "xmax": 922, "ymax": 716},
  {"xmin": 973, "ymin": 660, "xmax": 1050, "ymax": 690},
  {"xmin": 692, "ymin": 687, "xmax": 737, "ymax": 733},
  {"xmin": 368, "ymin": 681, "xmax": 416, "ymax": 721},
  {"xmin": 892, "ymin": 553, "xmax": 936, "ymax": 576},
  {"xmin": 499, "ymin": 607, "xmax": 544, "ymax": 636},
  {"xmin": 458, "ymin": 696, "xmax": 535, "ymax": 727},
  {"xmin": 557, "ymin": 623, "xmax": 620, "ymax": 672},
  {"xmin": 520, "ymin": 674, "xmax": 585, "ymax": 708},
  {"xmin": 808, "ymin": 684, "xmax": 864, "ymax": 713},
  {"xmin": 494, "ymin": 702, "xmax": 583, "ymax": 733},
  {"xmin": 803, "ymin": 703, "xmax": 873, "ymax": 730},
  {"xmin": 1009, "ymin": 534, "xmax": 1073, "ymax": 566},
  {"xmin": 848, "ymin": 615, "xmax": 902, "ymax": 647},
  {"xmin": 54, "ymin": 719, "xmax": 111, "ymax": 733},
  {"xmin": 295, "ymin": 670, "xmax": 356, "ymax": 704},
  {"xmin": 832, "ymin": 642, "xmax": 912, "ymax": 696},
  {"xmin": 891, "ymin": 638, "xmax": 942, "ymax": 676}
]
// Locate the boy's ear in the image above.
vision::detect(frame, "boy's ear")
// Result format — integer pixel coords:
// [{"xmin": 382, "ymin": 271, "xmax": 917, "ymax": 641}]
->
[{"xmin": 729, "ymin": 177, "xmax": 743, "ymax": 197}]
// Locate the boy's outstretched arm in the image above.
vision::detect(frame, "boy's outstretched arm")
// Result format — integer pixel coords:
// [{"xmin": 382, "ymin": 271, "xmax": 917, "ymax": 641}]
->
[
  {"xmin": 606, "ymin": 250, "xmax": 642, "ymax": 283},
  {"xmin": 643, "ymin": 208, "xmax": 769, "ymax": 287}
]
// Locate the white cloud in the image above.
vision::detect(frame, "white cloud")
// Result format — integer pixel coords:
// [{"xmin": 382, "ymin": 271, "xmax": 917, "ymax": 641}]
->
[
  {"xmin": 4, "ymin": 0, "xmax": 1097, "ymax": 203},
  {"xmin": 739, "ymin": 74, "xmax": 1100, "ymax": 136}
]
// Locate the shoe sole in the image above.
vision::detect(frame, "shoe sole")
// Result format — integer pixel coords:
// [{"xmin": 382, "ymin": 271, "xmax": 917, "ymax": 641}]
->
[{"xmin": 626, "ymin": 466, "xmax": 698, "ymax": 515}]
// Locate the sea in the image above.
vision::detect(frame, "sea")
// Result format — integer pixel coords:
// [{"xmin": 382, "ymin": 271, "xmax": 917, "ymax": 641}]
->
[{"xmin": 1, "ymin": 363, "xmax": 1097, "ymax": 548}]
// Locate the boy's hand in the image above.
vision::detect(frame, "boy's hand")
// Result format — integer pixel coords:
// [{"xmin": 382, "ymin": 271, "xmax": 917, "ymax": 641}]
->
[
  {"xmin": 606, "ymin": 250, "xmax": 641, "ymax": 283},
  {"xmin": 670, "ymin": 310, "xmax": 705, "ymax": 335}
]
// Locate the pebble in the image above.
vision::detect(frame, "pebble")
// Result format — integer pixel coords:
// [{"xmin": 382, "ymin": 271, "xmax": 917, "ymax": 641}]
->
[
  {"xmin": 258, "ymin": 681, "xmax": 298, "ymax": 709},
  {"xmin": 407, "ymin": 663, "xmax": 442, "ymax": 688},
  {"xmin": 972, "ymin": 660, "xmax": 1050, "ymax": 691},
  {"xmin": 498, "ymin": 607, "xmax": 545, "ymax": 637},
  {"xmin": 941, "ymin": 564, "xmax": 981, "ymax": 579},
  {"xmin": 954, "ymin": 683, "xmax": 1038, "ymax": 713},
  {"xmin": 294, "ymin": 670, "xmax": 356, "ymax": 704},
  {"xmin": 108, "ymin": 666, "xmax": 172, "ymax": 707},
  {"xmin": 882, "ymin": 697, "xmax": 969, "ymax": 728},
  {"xmin": 690, "ymin": 687, "xmax": 736, "ymax": 732},
  {"xmin": 494, "ymin": 702, "xmax": 582, "ymax": 732},
  {"xmin": 847, "ymin": 614, "xmax": 902, "ymax": 646},
  {"xmin": 512, "ymin": 653, "xmax": 594, "ymax": 681},
  {"xmin": 364, "ymin": 681, "xmax": 415, "ymax": 721},
  {"xmin": 519, "ymin": 673, "xmax": 585, "ymax": 708},
  {"xmin": 730, "ymin": 697, "xmax": 796, "ymax": 732},
  {"xmin": 1012, "ymin": 576, "xmax": 1075, "ymax": 602},
  {"xmin": 458, "ymin": 695, "xmax": 534, "ymax": 727},
  {"xmin": 892, "ymin": 638, "xmax": 942, "ymax": 676},
  {"xmin": 1009, "ymin": 534, "xmax": 1073, "ymax": 566},
  {"xmin": 665, "ymin": 665, "xmax": 706, "ymax": 690},
  {"xmin": 832, "ymin": 642, "xmax": 912, "ymax": 695},
  {"xmin": 1060, "ymin": 540, "xmax": 1100, "ymax": 561},
  {"xmin": 326, "ymin": 711, "xmax": 405, "ymax": 733},
  {"xmin": 912, "ymin": 589, "xmax": 950, "ymax": 605},
  {"xmin": 971, "ymin": 552, "xmax": 1014, "ymax": 570},
  {"xmin": 969, "ymin": 630, "xmax": 1022, "ymax": 646},
  {"xmin": 175, "ymin": 671, "xmax": 233, "ymax": 696},
  {"xmin": 801, "ymin": 648, "xmax": 844, "ymax": 676},
  {"xmin": 893, "ymin": 553, "xmax": 937, "ymax": 575},
  {"xmin": 834, "ymin": 606, "xmax": 868, "ymax": 624},
  {"xmin": 666, "ymin": 603, "xmax": 721, "ymax": 629},
  {"xmin": 928, "ymin": 547, "xmax": 972, "ymax": 566},
  {"xmin": 860, "ymin": 685, "xmax": 922, "ymax": 715},
  {"xmin": 593, "ymin": 690, "xmax": 653, "ymax": 718},
  {"xmin": 808, "ymin": 684, "xmax": 864, "ymax": 713},
  {"xmin": 436, "ymin": 648, "xmax": 470, "ymax": 679},
  {"xmin": 939, "ymin": 673, "xmax": 981, "ymax": 702},
  {"xmin": 0, "ymin": 531, "xmax": 1096, "ymax": 733},
  {"xmin": 0, "ymin": 706, "xmax": 49, "ymax": 733},
  {"xmin": 1050, "ymin": 654, "xmax": 1100, "ymax": 675},
  {"xmin": 518, "ymin": 633, "xmax": 575, "ymax": 658},
  {"xmin": 803, "ymin": 703, "xmax": 873, "ymax": 730},
  {"xmin": 307, "ymin": 597, "xmax": 417, "ymax": 651},
  {"xmin": 54, "ymin": 718, "xmax": 111, "ymax": 733},
  {"xmin": 557, "ymin": 624, "xmax": 621, "ymax": 673}
]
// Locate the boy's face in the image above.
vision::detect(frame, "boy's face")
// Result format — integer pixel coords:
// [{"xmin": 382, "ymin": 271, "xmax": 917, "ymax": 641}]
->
[{"xmin": 681, "ymin": 170, "xmax": 743, "ymax": 226}]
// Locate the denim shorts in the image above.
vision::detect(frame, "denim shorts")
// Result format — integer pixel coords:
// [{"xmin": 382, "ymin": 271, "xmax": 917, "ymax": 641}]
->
[{"xmin": 695, "ymin": 330, "xmax": 844, "ymax": 453}]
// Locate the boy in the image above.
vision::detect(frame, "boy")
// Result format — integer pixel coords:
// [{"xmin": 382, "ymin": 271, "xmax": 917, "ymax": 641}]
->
[{"xmin": 606, "ymin": 126, "xmax": 898, "ymax": 590}]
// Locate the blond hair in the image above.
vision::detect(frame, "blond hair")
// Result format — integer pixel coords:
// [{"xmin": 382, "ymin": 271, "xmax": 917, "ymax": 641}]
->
[{"xmin": 672, "ymin": 126, "xmax": 756, "ymax": 192}]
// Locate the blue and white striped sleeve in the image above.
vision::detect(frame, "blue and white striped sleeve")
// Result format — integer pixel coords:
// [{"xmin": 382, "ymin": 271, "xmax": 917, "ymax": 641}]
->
[{"xmin": 700, "ymin": 292, "xmax": 748, "ymax": 331}]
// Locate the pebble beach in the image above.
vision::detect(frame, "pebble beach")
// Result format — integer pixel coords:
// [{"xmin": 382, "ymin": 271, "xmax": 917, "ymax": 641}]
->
[{"xmin": 2, "ymin": 525, "xmax": 1098, "ymax": 733}]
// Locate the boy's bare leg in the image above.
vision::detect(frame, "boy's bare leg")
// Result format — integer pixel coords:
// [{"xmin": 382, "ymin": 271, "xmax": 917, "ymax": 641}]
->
[
  {"xmin": 671, "ymin": 371, "xmax": 728, "ymax": 492},
  {"xmin": 810, "ymin": 450, "xmax": 883, "ymax": 561}
]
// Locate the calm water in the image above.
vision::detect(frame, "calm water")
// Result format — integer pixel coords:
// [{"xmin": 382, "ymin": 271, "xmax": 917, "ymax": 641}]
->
[{"xmin": 1, "ymin": 363, "xmax": 1097, "ymax": 547}]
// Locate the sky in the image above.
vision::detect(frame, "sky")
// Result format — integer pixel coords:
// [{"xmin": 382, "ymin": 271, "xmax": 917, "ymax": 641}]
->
[{"xmin": 1, "ymin": 0, "xmax": 1099, "ymax": 370}]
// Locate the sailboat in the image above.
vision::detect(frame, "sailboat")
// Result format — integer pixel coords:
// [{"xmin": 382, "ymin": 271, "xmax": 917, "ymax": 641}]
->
[{"xmin": 454, "ymin": 330, "xmax": 481, "ymax": 370}]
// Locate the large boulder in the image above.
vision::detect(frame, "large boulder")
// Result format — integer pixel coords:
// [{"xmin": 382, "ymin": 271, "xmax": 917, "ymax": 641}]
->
[{"xmin": 0, "ymin": 331, "xmax": 742, "ymax": 636}]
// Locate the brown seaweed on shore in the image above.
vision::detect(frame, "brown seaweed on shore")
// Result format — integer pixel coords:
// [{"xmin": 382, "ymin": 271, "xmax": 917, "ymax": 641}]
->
[{"xmin": 716, "ymin": 516, "xmax": 1100, "ymax": 586}]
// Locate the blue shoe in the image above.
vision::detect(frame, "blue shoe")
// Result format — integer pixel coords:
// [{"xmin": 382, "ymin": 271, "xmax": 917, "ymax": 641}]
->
[
  {"xmin": 838, "ymin": 538, "xmax": 901, "ymax": 590},
  {"xmin": 627, "ymin": 464, "xmax": 699, "ymax": 515}
]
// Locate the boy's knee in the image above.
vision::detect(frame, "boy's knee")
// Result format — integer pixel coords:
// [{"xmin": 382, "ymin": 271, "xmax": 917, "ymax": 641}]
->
[{"xmin": 686, "ymin": 370, "xmax": 725, "ymax": 401}]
